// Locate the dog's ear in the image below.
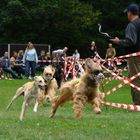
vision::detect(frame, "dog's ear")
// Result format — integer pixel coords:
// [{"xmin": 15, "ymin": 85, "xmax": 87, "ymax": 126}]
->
[
  {"xmin": 51, "ymin": 66, "xmax": 55, "ymax": 74},
  {"xmin": 34, "ymin": 76, "xmax": 38, "ymax": 80}
]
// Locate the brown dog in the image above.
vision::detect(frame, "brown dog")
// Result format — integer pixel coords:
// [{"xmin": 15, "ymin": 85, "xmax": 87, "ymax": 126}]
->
[
  {"xmin": 50, "ymin": 58, "xmax": 104, "ymax": 118},
  {"xmin": 43, "ymin": 65, "xmax": 58, "ymax": 102}
]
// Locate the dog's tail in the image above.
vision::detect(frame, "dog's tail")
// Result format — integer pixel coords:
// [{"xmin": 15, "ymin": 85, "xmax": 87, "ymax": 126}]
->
[{"xmin": 6, "ymin": 87, "xmax": 24, "ymax": 111}]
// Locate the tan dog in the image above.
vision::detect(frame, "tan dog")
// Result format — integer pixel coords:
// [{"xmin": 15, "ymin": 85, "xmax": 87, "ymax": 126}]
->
[
  {"xmin": 50, "ymin": 58, "xmax": 104, "ymax": 118},
  {"xmin": 43, "ymin": 65, "xmax": 58, "ymax": 101},
  {"xmin": 6, "ymin": 76, "xmax": 46, "ymax": 120}
]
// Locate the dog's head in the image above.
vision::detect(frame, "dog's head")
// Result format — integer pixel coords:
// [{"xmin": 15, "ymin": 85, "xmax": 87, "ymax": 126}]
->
[
  {"xmin": 43, "ymin": 65, "xmax": 55, "ymax": 82},
  {"xmin": 85, "ymin": 58, "xmax": 104, "ymax": 83},
  {"xmin": 34, "ymin": 76, "xmax": 46, "ymax": 90}
]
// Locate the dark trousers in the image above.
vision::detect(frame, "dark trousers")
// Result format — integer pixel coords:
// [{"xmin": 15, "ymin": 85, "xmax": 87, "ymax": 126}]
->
[
  {"xmin": 25, "ymin": 61, "xmax": 36, "ymax": 78},
  {"xmin": 3, "ymin": 67, "xmax": 18, "ymax": 79},
  {"xmin": 127, "ymin": 56, "xmax": 140, "ymax": 105},
  {"xmin": 12, "ymin": 66, "xmax": 25, "ymax": 78}
]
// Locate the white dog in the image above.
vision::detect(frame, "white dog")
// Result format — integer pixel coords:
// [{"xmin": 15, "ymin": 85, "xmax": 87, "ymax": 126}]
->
[{"xmin": 6, "ymin": 76, "xmax": 46, "ymax": 120}]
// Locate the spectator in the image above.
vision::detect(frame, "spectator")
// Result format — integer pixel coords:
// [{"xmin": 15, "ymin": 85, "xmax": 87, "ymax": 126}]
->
[
  {"xmin": 10, "ymin": 51, "xmax": 25, "ymax": 79},
  {"xmin": 45, "ymin": 52, "xmax": 51, "ymax": 65},
  {"xmin": 23, "ymin": 42, "xmax": 38, "ymax": 79},
  {"xmin": 52, "ymin": 47, "xmax": 68, "ymax": 60},
  {"xmin": 0, "ymin": 57, "xmax": 3, "ymax": 79},
  {"xmin": 105, "ymin": 43, "xmax": 116, "ymax": 70},
  {"xmin": 45, "ymin": 52, "xmax": 51, "ymax": 60},
  {"xmin": 2, "ymin": 52, "xmax": 18, "ymax": 79},
  {"xmin": 87, "ymin": 41, "xmax": 97, "ymax": 58},
  {"xmin": 17, "ymin": 50, "xmax": 24, "ymax": 64},
  {"xmin": 73, "ymin": 49, "xmax": 80, "ymax": 60},
  {"xmin": 105, "ymin": 43, "xmax": 116, "ymax": 59},
  {"xmin": 36, "ymin": 50, "xmax": 46, "ymax": 72}
]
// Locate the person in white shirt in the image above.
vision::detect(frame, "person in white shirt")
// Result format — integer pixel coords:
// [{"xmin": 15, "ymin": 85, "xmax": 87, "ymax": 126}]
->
[
  {"xmin": 23, "ymin": 42, "xmax": 38, "ymax": 79},
  {"xmin": 52, "ymin": 47, "xmax": 68, "ymax": 59}
]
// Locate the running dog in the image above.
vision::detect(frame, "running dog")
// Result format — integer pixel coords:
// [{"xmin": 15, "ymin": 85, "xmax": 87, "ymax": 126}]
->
[
  {"xmin": 6, "ymin": 76, "xmax": 46, "ymax": 120},
  {"xmin": 50, "ymin": 58, "xmax": 104, "ymax": 118},
  {"xmin": 43, "ymin": 65, "xmax": 58, "ymax": 102}
]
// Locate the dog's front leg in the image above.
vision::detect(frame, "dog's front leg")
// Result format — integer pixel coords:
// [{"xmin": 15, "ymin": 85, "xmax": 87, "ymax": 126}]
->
[
  {"xmin": 73, "ymin": 93, "xmax": 87, "ymax": 119},
  {"xmin": 46, "ymin": 89, "xmax": 56, "ymax": 102},
  {"xmin": 33, "ymin": 99, "xmax": 38, "ymax": 112},
  {"xmin": 92, "ymin": 97, "xmax": 101, "ymax": 114}
]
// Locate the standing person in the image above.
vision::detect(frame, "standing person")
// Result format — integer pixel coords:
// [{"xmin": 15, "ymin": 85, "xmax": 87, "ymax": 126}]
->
[
  {"xmin": 23, "ymin": 42, "xmax": 38, "ymax": 79},
  {"xmin": 111, "ymin": 3, "xmax": 140, "ymax": 105},
  {"xmin": 105, "ymin": 43, "xmax": 116, "ymax": 59},
  {"xmin": 52, "ymin": 47, "xmax": 68, "ymax": 60},
  {"xmin": 73, "ymin": 49, "xmax": 80, "ymax": 60},
  {"xmin": 87, "ymin": 41, "xmax": 97, "ymax": 58},
  {"xmin": 105, "ymin": 43, "xmax": 116, "ymax": 69}
]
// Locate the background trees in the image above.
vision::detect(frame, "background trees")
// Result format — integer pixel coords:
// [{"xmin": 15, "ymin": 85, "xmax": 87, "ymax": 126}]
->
[{"xmin": 0, "ymin": 0, "xmax": 140, "ymax": 57}]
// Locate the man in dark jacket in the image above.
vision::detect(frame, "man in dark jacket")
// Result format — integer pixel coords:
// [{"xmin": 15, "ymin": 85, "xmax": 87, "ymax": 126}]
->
[{"xmin": 111, "ymin": 3, "xmax": 140, "ymax": 105}]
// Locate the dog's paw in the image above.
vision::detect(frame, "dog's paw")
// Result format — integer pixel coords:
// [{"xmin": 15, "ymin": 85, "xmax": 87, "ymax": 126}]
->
[
  {"xmin": 49, "ymin": 114, "xmax": 54, "ymax": 118},
  {"xmin": 33, "ymin": 108, "xmax": 37, "ymax": 112},
  {"xmin": 94, "ymin": 107, "xmax": 101, "ymax": 114}
]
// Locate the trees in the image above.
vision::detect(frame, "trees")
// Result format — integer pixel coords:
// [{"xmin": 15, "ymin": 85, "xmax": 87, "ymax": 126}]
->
[
  {"xmin": 0, "ymin": 0, "xmax": 100, "ymax": 57},
  {"xmin": 0, "ymin": 0, "xmax": 139, "ymax": 57}
]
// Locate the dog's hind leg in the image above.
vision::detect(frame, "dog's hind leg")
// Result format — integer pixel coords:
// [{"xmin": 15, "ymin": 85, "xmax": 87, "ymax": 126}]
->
[
  {"xmin": 20, "ymin": 93, "xmax": 30, "ymax": 121},
  {"xmin": 49, "ymin": 88, "xmax": 72, "ymax": 118},
  {"xmin": 6, "ymin": 87, "xmax": 24, "ymax": 111},
  {"xmin": 73, "ymin": 93, "xmax": 87, "ymax": 118}
]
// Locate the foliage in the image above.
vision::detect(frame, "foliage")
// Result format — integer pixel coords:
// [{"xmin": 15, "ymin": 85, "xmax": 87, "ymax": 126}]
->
[{"xmin": 0, "ymin": 0, "xmax": 140, "ymax": 57}]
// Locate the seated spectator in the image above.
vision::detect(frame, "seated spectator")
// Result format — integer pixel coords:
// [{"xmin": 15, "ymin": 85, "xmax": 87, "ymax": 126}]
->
[
  {"xmin": 10, "ymin": 51, "xmax": 25, "ymax": 79},
  {"xmin": 73, "ymin": 49, "xmax": 80, "ymax": 60},
  {"xmin": 2, "ymin": 52, "xmax": 18, "ymax": 79},
  {"xmin": 45, "ymin": 52, "xmax": 51, "ymax": 65},
  {"xmin": 17, "ymin": 50, "xmax": 24, "ymax": 64},
  {"xmin": 0, "ymin": 57, "xmax": 3, "ymax": 79},
  {"xmin": 36, "ymin": 50, "xmax": 46, "ymax": 72}
]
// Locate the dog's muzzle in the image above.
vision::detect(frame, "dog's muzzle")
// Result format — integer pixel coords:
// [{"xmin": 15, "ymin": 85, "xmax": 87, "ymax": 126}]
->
[
  {"xmin": 44, "ymin": 73, "xmax": 53, "ymax": 81},
  {"xmin": 93, "ymin": 73, "xmax": 105, "ymax": 83},
  {"xmin": 38, "ymin": 85, "xmax": 46, "ymax": 90}
]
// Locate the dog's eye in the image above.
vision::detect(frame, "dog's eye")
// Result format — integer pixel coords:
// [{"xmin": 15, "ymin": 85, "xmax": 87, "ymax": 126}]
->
[{"xmin": 46, "ymin": 73, "xmax": 52, "ymax": 76}]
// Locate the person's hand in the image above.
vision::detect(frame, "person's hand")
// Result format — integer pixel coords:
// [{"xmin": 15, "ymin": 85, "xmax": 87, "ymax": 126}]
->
[{"xmin": 110, "ymin": 37, "xmax": 120, "ymax": 44}]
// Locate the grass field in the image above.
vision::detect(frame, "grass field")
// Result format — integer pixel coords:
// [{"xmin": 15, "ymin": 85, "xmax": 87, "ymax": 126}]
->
[{"xmin": 0, "ymin": 79, "xmax": 140, "ymax": 140}]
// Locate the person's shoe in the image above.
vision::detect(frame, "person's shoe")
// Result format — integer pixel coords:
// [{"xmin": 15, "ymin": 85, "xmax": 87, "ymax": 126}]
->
[{"xmin": 28, "ymin": 76, "xmax": 32, "ymax": 80}]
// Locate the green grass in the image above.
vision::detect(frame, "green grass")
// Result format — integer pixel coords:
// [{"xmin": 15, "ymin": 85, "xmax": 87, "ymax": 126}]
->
[{"xmin": 0, "ymin": 79, "xmax": 140, "ymax": 140}]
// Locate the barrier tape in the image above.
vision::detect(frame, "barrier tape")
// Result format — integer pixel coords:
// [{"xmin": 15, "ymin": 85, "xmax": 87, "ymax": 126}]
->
[
  {"xmin": 101, "ymin": 101, "xmax": 140, "ymax": 111},
  {"xmin": 101, "ymin": 65, "xmax": 140, "ymax": 98}
]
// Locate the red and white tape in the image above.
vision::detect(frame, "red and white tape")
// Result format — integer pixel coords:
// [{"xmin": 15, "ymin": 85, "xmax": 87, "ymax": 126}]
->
[
  {"xmin": 102, "ymin": 76, "xmax": 140, "ymax": 98},
  {"xmin": 101, "ymin": 101, "xmax": 140, "ymax": 111}
]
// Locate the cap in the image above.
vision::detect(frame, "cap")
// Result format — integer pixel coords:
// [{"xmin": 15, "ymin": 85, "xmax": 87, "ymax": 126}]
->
[{"xmin": 124, "ymin": 3, "xmax": 139, "ymax": 15}]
